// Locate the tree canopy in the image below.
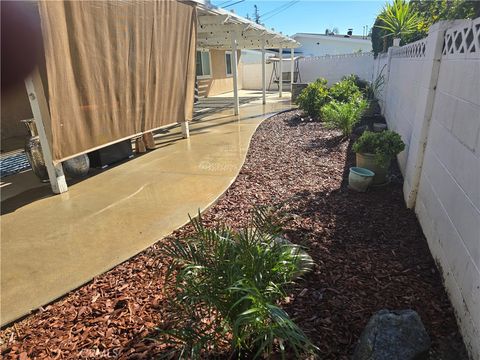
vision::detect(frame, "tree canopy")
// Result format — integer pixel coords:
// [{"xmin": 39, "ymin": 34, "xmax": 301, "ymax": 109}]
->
[{"xmin": 372, "ymin": 0, "xmax": 480, "ymax": 55}]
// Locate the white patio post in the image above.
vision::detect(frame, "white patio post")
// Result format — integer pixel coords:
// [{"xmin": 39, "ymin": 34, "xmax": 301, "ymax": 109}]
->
[
  {"xmin": 25, "ymin": 67, "xmax": 68, "ymax": 194},
  {"xmin": 278, "ymin": 46, "xmax": 283, "ymax": 98},
  {"xmin": 231, "ymin": 29, "xmax": 240, "ymax": 115},
  {"xmin": 290, "ymin": 47, "xmax": 294, "ymax": 93},
  {"xmin": 261, "ymin": 37, "xmax": 266, "ymax": 105},
  {"xmin": 181, "ymin": 121, "xmax": 190, "ymax": 138}
]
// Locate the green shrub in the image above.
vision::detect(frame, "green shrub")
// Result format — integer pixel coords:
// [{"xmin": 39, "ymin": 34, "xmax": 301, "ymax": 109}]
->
[
  {"xmin": 352, "ymin": 130, "xmax": 405, "ymax": 166},
  {"xmin": 295, "ymin": 78, "xmax": 329, "ymax": 119},
  {"xmin": 342, "ymin": 74, "xmax": 369, "ymax": 92},
  {"xmin": 321, "ymin": 98, "xmax": 367, "ymax": 137},
  {"xmin": 328, "ymin": 78, "xmax": 363, "ymax": 103},
  {"xmin": 159, "ymin": 207, "xmax": 317, "ymax": 359}
]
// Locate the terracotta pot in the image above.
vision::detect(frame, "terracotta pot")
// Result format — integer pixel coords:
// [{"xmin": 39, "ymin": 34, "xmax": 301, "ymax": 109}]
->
[{"xmin": 356, "ymin": 153, "xmax": 388, "ymax": 185}]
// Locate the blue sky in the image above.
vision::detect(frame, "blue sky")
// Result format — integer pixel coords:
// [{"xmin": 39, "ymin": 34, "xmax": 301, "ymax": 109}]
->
[{"xmin": 211, "ymin": 0, "xmax": 385, "ymax": 37}]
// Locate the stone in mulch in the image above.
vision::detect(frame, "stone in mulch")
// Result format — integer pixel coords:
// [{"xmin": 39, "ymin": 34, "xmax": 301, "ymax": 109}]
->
[
  {"xmin": 353, "ymin": 309, "xmax": 431, "ymax": 360},
  {"xmin": 0, "ymin": 110, "xmax": 468, "ymax": 360}
]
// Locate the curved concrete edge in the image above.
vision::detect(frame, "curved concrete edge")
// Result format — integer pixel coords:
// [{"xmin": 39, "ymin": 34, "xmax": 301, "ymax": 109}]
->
[{"xmin": 1, "ymin": 103, "xmax": 295, "ymax": 327}]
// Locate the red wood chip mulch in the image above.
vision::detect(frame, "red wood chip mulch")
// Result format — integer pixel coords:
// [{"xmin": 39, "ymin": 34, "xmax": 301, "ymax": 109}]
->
[{"xmin": 1, "ymin": 110, "xmax": 468, "ymax": 359}]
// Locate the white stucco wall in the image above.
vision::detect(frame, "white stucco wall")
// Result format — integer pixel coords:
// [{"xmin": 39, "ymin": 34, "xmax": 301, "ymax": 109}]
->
[
  {"xmin": 374, "ymin": 19, "xmax": 480, "ymax": 358},
  {"xmin": 293, "ymin": 34, "xmax": 372, "ymax": 56}
]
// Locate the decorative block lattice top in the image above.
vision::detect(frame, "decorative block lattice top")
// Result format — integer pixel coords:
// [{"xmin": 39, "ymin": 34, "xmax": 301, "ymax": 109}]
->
[
  {"xmin": 443, "ymin": 18, "xmax": 480, "ymax": 58},
  {"xmin": 392, "ymin": 38, "xmax": 427, "ymax": 58},
  {"xmin": 301, "ymin": 52, "xmax": 373, "ymax": 62}
]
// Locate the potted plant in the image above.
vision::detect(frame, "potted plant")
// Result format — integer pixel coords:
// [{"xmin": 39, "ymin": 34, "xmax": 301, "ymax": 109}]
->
[{"xmin": 352, "ymin": 130, "xmax": 405, "ymax": 185}]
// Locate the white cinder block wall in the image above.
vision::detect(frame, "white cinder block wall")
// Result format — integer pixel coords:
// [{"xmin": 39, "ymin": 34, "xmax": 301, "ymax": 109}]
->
[
  {"xmin": 241, "ymin": 53, "xmax": 374, "ymax": 89},
  {"xmin": 373, "ymin": 18, "xmax": 480, "ymax": 358},
  {"xmin": 415, "ymin": 20, "xmax": 480, "ymax": 358},
  {"xmin": 382, "ymin": 51, "xmax": 425, "ymax": 175},
  {"xmin": 298, "ymin": 53, "xmax": 374, "ymax": 85}
]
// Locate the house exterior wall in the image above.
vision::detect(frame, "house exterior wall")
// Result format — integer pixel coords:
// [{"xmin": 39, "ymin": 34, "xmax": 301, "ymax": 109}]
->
[
  {"xmin": 197, "ymin": 49, "xmax": 242, "ymax": 97},
  {"xmin": 372, "ymin": 19, "xmax": 480, "ymax": 358},
  {"xmin": 241, "ymin": 62, "xmax": 276, "ymax": 91},
  {"xmin": 293, "ymin": 34, "xmax": 372, "ymax": 57}
]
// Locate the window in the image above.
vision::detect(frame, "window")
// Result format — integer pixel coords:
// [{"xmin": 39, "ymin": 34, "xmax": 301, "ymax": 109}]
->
[
  {"xmin": 196, "ymin": 50, "xmax": 211, "ymax": 78},
  {"xmin": 225, "ymin": 51, "xmax": 233, "ymax": 76}
]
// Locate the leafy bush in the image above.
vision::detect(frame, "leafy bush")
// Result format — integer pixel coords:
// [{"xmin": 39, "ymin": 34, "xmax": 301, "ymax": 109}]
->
[
  {"xmin": 321, "ymin": 98, "xmax": 367, "ymax": 137},
  {"xmin": 352, "ymin": 130, "xmax": 405, "ymax": 166},
  {"xmin": 328, "ymin": 78, "xmax": 363, "ymax": 103},
  {"xmin": 159, "ymin": 207, "xmax": 317, "ymax": 359},
  {"xmin": 295, "ymin": 78, "xmax": 329, "ymax": 119},
  {"xmin": 342, "ymin": 74, "xmax": 370, "ymax": 92}
]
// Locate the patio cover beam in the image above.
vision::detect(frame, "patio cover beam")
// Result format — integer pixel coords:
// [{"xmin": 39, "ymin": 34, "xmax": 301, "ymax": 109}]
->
[
  {"xmin": 197, "ymin": 4, "xmax": 300, "ymax": 51},
  {"xmin": 198, "ymin": 39, "xmax": 296, "ymax": 50},
  {"xmin": 198, "ymin": 14, "xmax": 229, "ymax": 25}
]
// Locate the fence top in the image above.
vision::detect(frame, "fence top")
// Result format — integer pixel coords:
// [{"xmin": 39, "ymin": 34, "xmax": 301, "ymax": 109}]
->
[
  {"xmin": 442, "ymin": 17, "xmax": 480, "ymax": 59},
  {"xmin": 391, "ymin": 38, "xmax": 427, "ymax": 58},
  {"xmin": 300, "ymin": 52, "xmax": 373, "ymax": 62}
]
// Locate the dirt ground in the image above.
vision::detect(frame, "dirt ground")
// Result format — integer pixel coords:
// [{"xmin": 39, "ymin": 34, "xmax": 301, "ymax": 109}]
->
[{"xmin": 1, "ymin": 110, "xmax": 467, "ymax": 359}]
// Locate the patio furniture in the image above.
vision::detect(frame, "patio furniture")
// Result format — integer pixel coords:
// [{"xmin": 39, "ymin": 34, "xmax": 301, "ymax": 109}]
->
[{"xmin": 268, "ymin": 56, "xmax": 302, "ymax": 90}]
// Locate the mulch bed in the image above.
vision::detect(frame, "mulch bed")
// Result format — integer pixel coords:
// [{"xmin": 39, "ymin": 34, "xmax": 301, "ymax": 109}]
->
[{"xmin": 1, "ymin": 110, "xmax": 467, "ymax": 359}]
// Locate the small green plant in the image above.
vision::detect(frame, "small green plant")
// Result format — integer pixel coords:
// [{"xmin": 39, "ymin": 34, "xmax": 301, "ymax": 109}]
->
[
  {"xmin": 295, "ymin": 78, "xmax": 329, "ymax": 119},
  {"xmin": 376, "ymin": 0, "xmax": 419, "ymax": 40},
  {"xmin": 321, "ymin": 98, "xmax": 367, "ymax": 137},
  {"xmin": 159, "ymin": 207, "xmax": 317, "ymax": 359},
  {"xmin": 352, "ymin": 130, "xmax": 405, "ymax": 166},
  {"xmin": 328, "ymin": 78, "xmax": 363, "ymax": 103},
  {"xmin": 362, "ymin": 65, "xmax": 387, "ymax": 102}
]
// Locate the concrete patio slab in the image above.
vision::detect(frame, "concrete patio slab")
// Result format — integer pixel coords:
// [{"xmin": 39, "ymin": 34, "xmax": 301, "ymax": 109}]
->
[{"xmin": 0, "ymin": 91, "xmax": 293, "ymax": 326}]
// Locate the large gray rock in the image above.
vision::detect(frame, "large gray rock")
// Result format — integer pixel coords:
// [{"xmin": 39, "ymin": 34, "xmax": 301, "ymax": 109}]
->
[{"xmin": 353, "ymin": 309, "xmax": 431, "ymax": 360}]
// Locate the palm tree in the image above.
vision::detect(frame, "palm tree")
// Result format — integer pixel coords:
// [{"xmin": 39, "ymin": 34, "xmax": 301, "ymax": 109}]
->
[{"xmin": 376, "ymin": 0, "xmax": 419, "ymax": 46}]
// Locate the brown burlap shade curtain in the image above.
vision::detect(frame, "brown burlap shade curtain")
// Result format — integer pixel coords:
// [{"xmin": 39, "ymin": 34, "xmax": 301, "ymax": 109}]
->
[{"xmin": 38, "ymin": 0, "xmax": 197, "ymax": 162}]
